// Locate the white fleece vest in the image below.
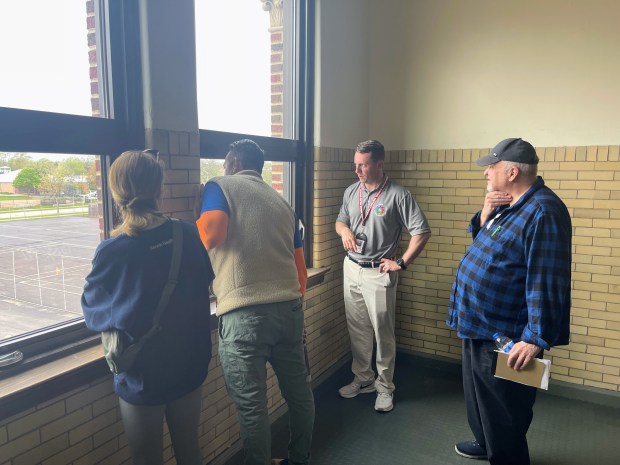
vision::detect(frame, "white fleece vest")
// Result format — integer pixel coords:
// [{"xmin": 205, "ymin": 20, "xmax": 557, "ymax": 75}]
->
[{"xmin": 208, "ymin": 171, "xmax": 301, "ymax": 315}]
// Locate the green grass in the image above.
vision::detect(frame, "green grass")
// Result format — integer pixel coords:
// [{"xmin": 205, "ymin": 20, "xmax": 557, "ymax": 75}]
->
[
  {"xmin": 0, "ymin": 212, "xmax": 88, "ymax": 222},
  {"xmin": 0, "ymin": 194, "xmax": 33, "ymax": 200},
  {"xmin": 0, "ymin": 203, "xmax": 89, "ymax": 213}
]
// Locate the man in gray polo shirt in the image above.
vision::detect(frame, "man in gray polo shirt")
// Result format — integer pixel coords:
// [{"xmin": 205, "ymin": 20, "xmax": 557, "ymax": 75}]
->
[{"xmin": 335, "ymin": 139, "xmax": 431, "ymax": 412}]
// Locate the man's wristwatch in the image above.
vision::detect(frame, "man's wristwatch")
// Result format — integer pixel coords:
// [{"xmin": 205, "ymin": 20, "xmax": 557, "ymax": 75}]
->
[{"xmin": 395, "ymin": 258, "xmax": 407, "ymax": 270}]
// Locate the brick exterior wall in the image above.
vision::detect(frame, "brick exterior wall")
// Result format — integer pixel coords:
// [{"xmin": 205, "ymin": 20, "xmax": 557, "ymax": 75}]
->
[
  {"xmin": 86, "ymin": 0, "xmax": 99, "ymax": 118},
  {"xmin": 266, "ymin": 0, "xmax": 285, "ymax": 193},
  {"xmin": 269, "ymin": 28, "xmax": 284, "ymax": 139}
]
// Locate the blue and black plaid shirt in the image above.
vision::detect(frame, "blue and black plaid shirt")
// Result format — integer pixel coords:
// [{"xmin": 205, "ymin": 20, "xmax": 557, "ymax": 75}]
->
[{"xmin": 447, "ymin": 177, "xmax": 571, "ymax": 349}]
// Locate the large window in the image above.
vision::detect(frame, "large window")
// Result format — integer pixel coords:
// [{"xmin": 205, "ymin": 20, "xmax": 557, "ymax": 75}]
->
[
  {"xmin": 0, "ymin": 0, "xmax": 313, "ymax": 379},
  {"xmin": 0, "ymin": 153, "xmax": 100, "ymax": 340},
  {"xmin": 0, "ymin": 1, "xmax": 94, "ymax": 116},
  {"xmin": 195, "ymin": 0, "xmax": 313, "ymax": 224},
  {"xmin": 195, "ymin": 2, "xmax": 271, "ymax": 137},
  {"xmin": 0, "ymin": 0, "xmax": 141, "ymax": 376}
]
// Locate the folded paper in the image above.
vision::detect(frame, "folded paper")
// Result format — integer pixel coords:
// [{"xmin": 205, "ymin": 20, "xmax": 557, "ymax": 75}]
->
[{"xmin": 494, "ymin": 351, "xmax": 551, "ymax": 390}]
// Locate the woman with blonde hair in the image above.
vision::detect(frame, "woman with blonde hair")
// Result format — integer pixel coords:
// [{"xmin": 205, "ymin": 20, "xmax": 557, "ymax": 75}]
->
[{"xmin": 82, "ymin": 150, "xmax": 214, "ymax": 465}]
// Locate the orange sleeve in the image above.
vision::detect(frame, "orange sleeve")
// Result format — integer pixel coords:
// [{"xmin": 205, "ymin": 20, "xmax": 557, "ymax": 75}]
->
[
  {"xmin": 196, "ymin": 210, "xmax": 229, "ymax": 250},
  {"xmin": 295, "ymin": 247, "xmax": 307, "ymax": 296}
]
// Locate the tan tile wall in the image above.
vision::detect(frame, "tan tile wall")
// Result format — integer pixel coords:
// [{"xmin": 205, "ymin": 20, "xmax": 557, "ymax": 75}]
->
[
  {"xmin": 0, "ymin": 337, "xmax": 297, "ymax": 465},
  {"xmin": 314, "ymin": 144, "xmax": 620, "ymax": 393},
  {"xmin": 0, "ymin": 378, "xmax": 130, "ymax": 465},
  {"xmin": 384, "ymin": 145, "xmax": 620, "ymax": 392},
  {"xmin": 309, "ymin": 147, "xmax": 358, "ymax": 375},
  {"xmin": 0, "ymin": 318, "xmax": 343, "ymax": 465},
  {"xmin": 145, "ymin": 128, "xmax": 202, "ymax": 222}
]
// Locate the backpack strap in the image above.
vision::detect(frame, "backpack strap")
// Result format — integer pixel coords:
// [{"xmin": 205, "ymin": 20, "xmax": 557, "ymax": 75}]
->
[{"xmin": 139, "ymin": 219, "xmax": 183, "ymax": 341}]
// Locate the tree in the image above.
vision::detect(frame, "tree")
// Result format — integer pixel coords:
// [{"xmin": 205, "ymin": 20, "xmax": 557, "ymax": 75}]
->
[
  {"xmin": 59, "ymin": 157, "xmax": 87, "ymax": 195},
  {"xmin": 39, "ymin": 162, "xmax": 68, "ymax": 212},
  {"xmin": 39, "ymin": 158, "xmax": 87, "ymax": 195},
  {"xmin": 36, "ymin": 157, "xmax": 93, "ymax": 210},
  {"xmin": 199, "ymin": 159, "xmax": 273, "ymax": 185},
  {"xmin": 35, "ymin": 159, "xmax": 55, "ymax": 178},
  {"xmin": 8, "ymin": 154, "xmax": 34, "ymax": 170},
  {"xmin": 0, "ymin": 152, "xmax": 11, "ymax": 167},
  {"xmin": 40, "ymin": 164, "xmax": 63, "ymax": 194},
  {"xmin": 12, "ymin": 167, "xmax": 42, "ymax": 194},
  {"xmin": 263, "ymin": 161, "xmax": 273, "ymax": 186},
  {"xmin": 86, "ymin": 162, "xmax": 97, "ymax": 191},
  {"xmin": 200, "ymin": 159, "xmax": 224, "ymax": 183},
  {"xmin": 61, "ymin": 157, "xmax": 87, "ymax": 177}
]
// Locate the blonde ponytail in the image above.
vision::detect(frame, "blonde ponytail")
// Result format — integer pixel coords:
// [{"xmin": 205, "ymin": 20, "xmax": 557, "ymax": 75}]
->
[{"xmin": 109, "ymin": 150, "xmax": 165, "ymax": 237}]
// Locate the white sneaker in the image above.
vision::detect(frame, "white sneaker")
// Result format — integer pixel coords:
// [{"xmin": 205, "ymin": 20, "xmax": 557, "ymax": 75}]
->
[
  {"xmin": 338, "ymin": 380, "xmax": 376, "ymax": 398},
  {"xmin": 374, "ymin": 392, "xmax": 394, "ymax": 412}
]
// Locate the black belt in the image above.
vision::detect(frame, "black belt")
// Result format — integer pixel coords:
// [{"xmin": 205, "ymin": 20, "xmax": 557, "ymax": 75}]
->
[{"xmin": 347, "ymin": 255, "xmax": 381, "ymax": 268}]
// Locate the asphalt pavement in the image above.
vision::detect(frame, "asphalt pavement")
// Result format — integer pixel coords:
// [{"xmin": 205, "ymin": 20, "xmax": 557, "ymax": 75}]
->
[{"xmin": 0, "ymin": 216, "xmax": 100, "ymax": 340}]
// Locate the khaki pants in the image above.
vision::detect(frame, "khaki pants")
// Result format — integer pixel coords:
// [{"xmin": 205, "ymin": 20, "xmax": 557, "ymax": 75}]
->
[{"xmin": 343, "ymin": 257, "xmax": 398, "ymax": 394}]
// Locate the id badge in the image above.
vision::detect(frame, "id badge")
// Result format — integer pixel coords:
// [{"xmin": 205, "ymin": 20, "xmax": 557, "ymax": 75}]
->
[{"xmin": 355, "ymin": 232, "xmax": 367, "ymax": 255}]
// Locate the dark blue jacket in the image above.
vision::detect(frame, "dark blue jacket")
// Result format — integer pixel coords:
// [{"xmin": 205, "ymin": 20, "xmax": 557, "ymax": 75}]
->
[{"xmin": 82, "ymin": 219, "xmax": 214, "ymax": 405}]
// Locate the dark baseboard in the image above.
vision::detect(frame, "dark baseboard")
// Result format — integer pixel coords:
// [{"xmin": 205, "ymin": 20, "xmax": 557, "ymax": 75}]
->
[
  {"xmin": 397, "ymin": 348, "xmax": 620, "ymax": 409},
  {"xmin": 542, "ymin": 378, "xmax": 620, "ymax": 408}
]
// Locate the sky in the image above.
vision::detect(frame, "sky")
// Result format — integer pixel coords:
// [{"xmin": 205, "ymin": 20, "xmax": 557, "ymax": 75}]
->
[
  {"xmin": 0, "ymin": 0, "xmax": 92, "ymax": 116},
  {"xmin": 195, "ymin": 0, "xmax": 272, "ymax": 136},
  {"xmin": 0, "ymin": 1, "xmax": 272, "ymax": 138}
]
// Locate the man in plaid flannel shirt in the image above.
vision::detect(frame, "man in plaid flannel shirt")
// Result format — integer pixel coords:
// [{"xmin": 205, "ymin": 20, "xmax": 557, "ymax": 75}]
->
[{"xmin": 447, "ymin": 138, "xmax": 572, "ymax": 465}]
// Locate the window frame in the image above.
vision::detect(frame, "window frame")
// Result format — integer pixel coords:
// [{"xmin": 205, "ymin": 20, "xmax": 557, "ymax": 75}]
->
[
  {"xmin": 0, "ymin": 0, "xmax": 144, "ymax": 378},
  {"xmin": 198, "ymin": 0, "xmax": 315, "ymax": 262}
]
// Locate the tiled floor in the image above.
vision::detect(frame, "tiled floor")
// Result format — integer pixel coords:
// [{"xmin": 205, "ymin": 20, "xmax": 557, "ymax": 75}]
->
[{"xmin": 226, "ymin": 353, "xmax": 620, "ymax": 465}]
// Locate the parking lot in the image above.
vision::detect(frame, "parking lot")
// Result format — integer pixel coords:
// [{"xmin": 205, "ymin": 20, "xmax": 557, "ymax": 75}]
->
[{"xmin": 0, "ymin": 216, "xmax": 100, "ymax": 340}]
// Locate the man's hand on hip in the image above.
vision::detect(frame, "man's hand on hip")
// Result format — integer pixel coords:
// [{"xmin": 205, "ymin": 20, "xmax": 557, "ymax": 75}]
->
[{"xmin": 379, "ymin": 258, "xmax": 400, "ymax": 273}]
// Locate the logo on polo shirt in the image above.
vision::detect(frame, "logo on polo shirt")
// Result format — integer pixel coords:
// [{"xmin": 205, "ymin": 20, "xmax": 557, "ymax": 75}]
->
[{"xmin": 374, "ymin": 204, "xmax": 386, "ymax": 216}]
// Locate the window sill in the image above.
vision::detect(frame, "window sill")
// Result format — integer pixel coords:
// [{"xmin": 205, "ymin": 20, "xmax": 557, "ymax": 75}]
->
[
  {"xmin": 0, "ymin": 266, "xmax": 330, "ymax": 421},
  {"xmin": 0, "ymin": 344, "xmax": 109, "ymax": 421},
  {"xmin": 306, "ymin": 266, "xmax": 330, "ymax": 289}
]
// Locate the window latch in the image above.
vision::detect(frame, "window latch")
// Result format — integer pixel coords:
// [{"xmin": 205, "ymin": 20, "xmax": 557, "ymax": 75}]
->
[{"xmin": 0, "ymin": 350, "xmax": 24, "ymax": 368}]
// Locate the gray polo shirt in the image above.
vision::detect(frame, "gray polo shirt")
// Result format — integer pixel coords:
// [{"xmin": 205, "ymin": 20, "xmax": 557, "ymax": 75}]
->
[{"xmin": 336, "ymin": 177, "xmax": 431, "ymax": 261}]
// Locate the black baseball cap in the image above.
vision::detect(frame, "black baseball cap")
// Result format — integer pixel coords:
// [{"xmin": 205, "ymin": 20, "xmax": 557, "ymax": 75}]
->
[{"xmin": 475, "ymin": 138, "xmax": 539, "ymax": 166}]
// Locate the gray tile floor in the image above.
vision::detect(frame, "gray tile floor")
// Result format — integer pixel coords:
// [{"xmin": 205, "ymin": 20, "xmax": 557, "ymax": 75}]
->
[{"xmin": 229, "ymin": 353, "xmax": 620, "ymax": 465}]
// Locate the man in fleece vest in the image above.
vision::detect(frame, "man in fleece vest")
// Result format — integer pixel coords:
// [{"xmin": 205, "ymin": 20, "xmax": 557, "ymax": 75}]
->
[{"xmin": 196, "ymin": 139, "xmax": 314, "ymax": 465}]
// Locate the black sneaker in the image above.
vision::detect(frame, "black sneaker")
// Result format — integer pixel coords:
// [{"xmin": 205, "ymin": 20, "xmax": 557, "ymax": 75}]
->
[{"xmin": 454, "ymin": 440, "xmax": 487, "ymax": 459}]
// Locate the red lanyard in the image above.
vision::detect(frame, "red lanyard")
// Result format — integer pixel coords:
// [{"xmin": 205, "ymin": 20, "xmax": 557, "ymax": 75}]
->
[{"xmin": 358, "ymin": 177, "xmax": 388, "ymax": 226}]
